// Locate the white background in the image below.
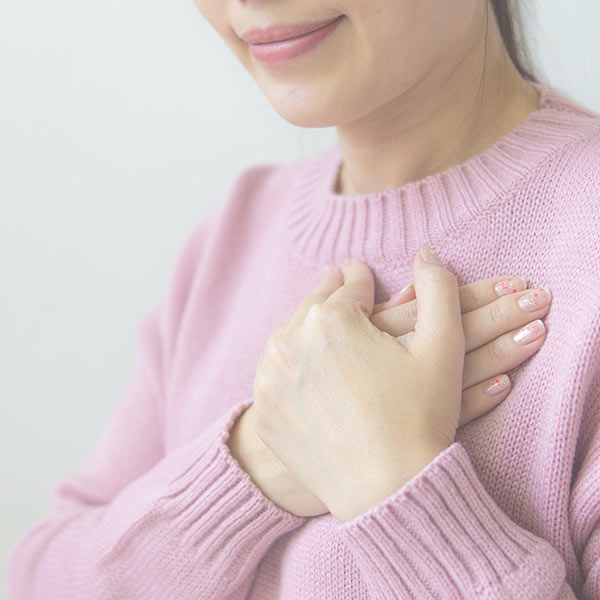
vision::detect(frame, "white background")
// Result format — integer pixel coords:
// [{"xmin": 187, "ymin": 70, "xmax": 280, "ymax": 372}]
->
[{"xmin": 1, "ymin": 0, "xmax": 598, "ymax": 593}]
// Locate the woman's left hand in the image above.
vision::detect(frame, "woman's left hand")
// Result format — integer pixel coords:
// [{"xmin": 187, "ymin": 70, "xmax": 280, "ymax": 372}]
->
[{"xmin": 251, "ymin": 245, "xmax": 465, "ymax": 523}]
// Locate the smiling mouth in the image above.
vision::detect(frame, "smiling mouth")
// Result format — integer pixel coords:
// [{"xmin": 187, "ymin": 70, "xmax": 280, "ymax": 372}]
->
[{"xmin": 242, "ymin": 15, "xmax": 344, "ymax": 45}]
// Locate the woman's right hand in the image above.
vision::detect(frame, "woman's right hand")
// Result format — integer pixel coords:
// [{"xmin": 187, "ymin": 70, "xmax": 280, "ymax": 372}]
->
[{"xmin": 227, "ymin": 273, "xmax": 552, "ymax": 518}]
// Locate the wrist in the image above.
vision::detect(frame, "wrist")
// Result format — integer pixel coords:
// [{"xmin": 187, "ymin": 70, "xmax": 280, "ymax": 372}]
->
[
  {"xmin": 333, "ymin": 442, "xmax": 451, "ymax": 523},
  {"xmin": 227, "ymin": 405, "xmax": 301, "ymax": 510},
  {"xmin": 227, "ymin": 405, "xmax": 282, "ymax": 489}
]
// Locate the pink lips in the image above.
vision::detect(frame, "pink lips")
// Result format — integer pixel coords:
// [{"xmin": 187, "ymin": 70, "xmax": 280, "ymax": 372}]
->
[
  {"xmin": 243, "ymin": 16, "xmax": 345, "ymax": 66},
  {"xmin": 241, "ymin": 16, "xmax": 342, "ymax": 44}
]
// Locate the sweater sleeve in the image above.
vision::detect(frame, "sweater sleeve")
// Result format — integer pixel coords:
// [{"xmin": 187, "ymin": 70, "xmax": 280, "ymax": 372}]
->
[
  {"xmin": 335, "ymin": 299, "xmax": 600, "ymax": 600},
  {"xmin": 334, "ymin": 307, "xmax": 600, "ymax": 599},
  {"xmin": 334, "ymin": 397, "xmax": 600, "ymax": 600},
  {"xmin": 337, "ymin": 442, "xmax": 583, "ymax": 599},
  {"xmin": 6, "ymin": 211, "xmax": 308, "ymax": 600}
]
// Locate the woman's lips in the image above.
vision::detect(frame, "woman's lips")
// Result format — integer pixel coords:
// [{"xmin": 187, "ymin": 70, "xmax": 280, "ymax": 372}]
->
[{"xmin": 247, "ymin": 16, "xmax": 345, "ymax": 66}]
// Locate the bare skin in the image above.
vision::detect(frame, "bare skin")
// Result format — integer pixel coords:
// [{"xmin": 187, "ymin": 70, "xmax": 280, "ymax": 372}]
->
[
  {"xmin": 228, "ymin": 273, "xmax": 551, "ymax": 517},
  {"xmin": 194, "ymin": 0, "xmax": 541, "ymax": 198},
  {"xmin": 193, "ymin": 0, "xmax": 548, "ymax": 518}
]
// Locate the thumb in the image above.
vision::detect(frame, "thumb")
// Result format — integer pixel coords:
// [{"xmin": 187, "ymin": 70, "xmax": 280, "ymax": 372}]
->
[
  {"xmin": 412, "ymin": 245, "xmax": 464, "ymax": 355},
  {"xmin": 325, "ymin": 257, "xmax": 375, "ymax": 318}
]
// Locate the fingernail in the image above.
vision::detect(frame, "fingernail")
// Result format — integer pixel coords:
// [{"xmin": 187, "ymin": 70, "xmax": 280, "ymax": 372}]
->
[
  {"xmin": 419, "ymin": 245, "xmax": 442, "ymax": 265},
  {"xmin": 341, "ymin": 257, "xmax": 352, "ymax": 271},
  {"xmin": 513, "ymin": 319, "xmax": 546, "ymax": 345},
  {"xmin": 517, "ymin": 288, "xmax": 552, "ymax": 312},
  {"xmin": 381, "ymin": 282, "xmax": 414, "ymax": 308},
  {"xmin": 494, "ymin": 276, "xmax": 527, "ymax": 296},
  {"xmin": 484, "ymin": 375, "xmax": 510, "ymax": 396},
  {"xmin": 393, "ymin": 281, "xmax": 414, "ymax": 297}
]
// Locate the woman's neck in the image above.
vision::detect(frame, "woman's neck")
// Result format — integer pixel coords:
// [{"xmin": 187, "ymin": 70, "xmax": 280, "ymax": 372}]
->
[{"xmin": 334, "ymin": 27, "xmax": 541, "ymax": 196}]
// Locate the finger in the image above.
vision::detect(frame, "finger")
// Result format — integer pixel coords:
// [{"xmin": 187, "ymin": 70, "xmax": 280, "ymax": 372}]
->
[
  {"xmin": 373, "ymin": 282, "xmax": 415, "ymax": 314},
  {"xmin": 412, "ymin": 245, "xmax": 463, "ymax": 354},
  {"xmin": 460, "ymin": 274, "xmax": 528, "ymax": 313},
  {"xmin": 462, "ymin": 318, "xmax": 547, "ymax": 389},
  {"xmin": 324, "ymin": 257, "xmax": 375, "ymax": 318},
  {"xmin": 372, "ymin": 274, "xmax": 527, "ymax": 328},
  {"xmin": 458, "ymin": 374, "xmax": 511, "ymax": 428},
  {"xmin": 462, "ymin": 287, "xmax": 552, "ymax": 352},
  {"xmin": 370, "ymin": 277, "xmax": 540, "ymax": 345},
  {"xmin": 288, "ymin": 265, "xmax": 344, "ymax": 329}
]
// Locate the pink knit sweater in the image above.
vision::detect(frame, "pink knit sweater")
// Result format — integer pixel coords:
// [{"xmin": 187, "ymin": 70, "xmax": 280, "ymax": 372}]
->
[{"xmin": 6, "ymin": 82, "xmax": 600, "ymax": 599}]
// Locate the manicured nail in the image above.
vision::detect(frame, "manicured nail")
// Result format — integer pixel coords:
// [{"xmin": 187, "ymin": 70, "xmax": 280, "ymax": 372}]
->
[
  {"xmin": 485, "ymin": 375, "xmax": 510, "ymax": 396},
  {"xmin": 392, "ymin": 282, "xmax": 414, "ymax": 298},
  {"xmin": 419, "ymin": 245, "xmax": 442, "ymax": 265},
  {"xmin": 378, "ymin": 282, "xmax": 414, "ymax": 309},
  {"xmin": 513, "ymin": 319, "xmax": 546, "ymax": 345},
  {"xmin": 494, "ymin": 276, "xmax": 527, "ymax": 296},
  {"xmin": 517, "ymin": 288, "xmax": 552, "ymax": 312}
]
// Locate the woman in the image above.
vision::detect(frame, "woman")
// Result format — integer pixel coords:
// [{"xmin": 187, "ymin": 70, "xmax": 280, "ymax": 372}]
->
[{"xmin": 7, "ymin": 1, "xmax": 600, "ymax": 598}]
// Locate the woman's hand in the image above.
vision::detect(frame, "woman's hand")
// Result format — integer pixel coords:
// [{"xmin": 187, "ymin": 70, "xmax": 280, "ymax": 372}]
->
[
  {"xmin": 371, "ymin": 274, "xmax": 552, "ymax": 427},
  {"xmin": 227, "ymin": 403, "xmax": 328, "ymax": 517},
  {"xmin": 249, "ymin": 246, "xmax": 548, "ymax": 523},
  {"xmin": 228, "ymin": 260, "xmax": 552, "ymax": 519}
]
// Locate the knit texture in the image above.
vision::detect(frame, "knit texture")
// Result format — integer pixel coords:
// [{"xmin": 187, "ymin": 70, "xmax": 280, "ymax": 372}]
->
[{"xmin": 6, "ymin": 82, "xmax": 600, "ymax": 599}]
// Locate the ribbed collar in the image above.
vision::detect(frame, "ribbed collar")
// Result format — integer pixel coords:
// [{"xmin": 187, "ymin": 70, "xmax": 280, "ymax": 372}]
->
[{"xmin": 281, "ymin": 82, "xmax": 592, "ymax": 265}]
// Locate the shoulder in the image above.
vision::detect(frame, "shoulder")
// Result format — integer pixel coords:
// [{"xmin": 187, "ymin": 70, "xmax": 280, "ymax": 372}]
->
[
  {"xmin": 169, "ymin": 150, "xmax": 320, "ymax": 275},
  {"xmin": 212, "ymin": 152, "xmax": 319, "ymax": 221},
  {"xmin": 142, "ymin": 159, "xmax": 300, "ymax": 355},
  {"xmin": 535, "ymin": 87, "xmax": 600, "ymax": 196},
  {"xmin": 544, "ymin": 122, "xmax": 600, "ymax": 215},
  {"xmin": 557, "ymin": 120, "xmax": 600, "ymax": 186},
  {"xmin": 535, "ymin": 113, "xmax": 600, "ymax": 254},
  {"xmin": 529, "ymin": 96, "xmax": 600, "ymax": 304},
  {"xmin": 519, "ymin": 87, "xmax": 600, "ymax": 234},
  {"xmin": 185, "ymin": 156, "xmax": 302, "ymax": 243},
  {"xmin": 196, "ymin": 147, "xmax": 336, "ymax": 249}
]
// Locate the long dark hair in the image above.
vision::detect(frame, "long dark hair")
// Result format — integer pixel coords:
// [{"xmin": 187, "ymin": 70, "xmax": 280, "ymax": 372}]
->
[{"xmin": 489, "ymin": 0, "xmax": 538, "ymax": 83}]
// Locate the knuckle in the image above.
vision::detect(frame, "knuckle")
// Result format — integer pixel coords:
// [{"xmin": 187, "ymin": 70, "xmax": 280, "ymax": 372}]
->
[
  {"xmin": 406, "ymin": 301, "xmax": 418, "ymax": 326},
  {"xmin": 421, "ymin": 270, "xmax": 458, "ymax": 288},
  {"xmin": 344, "ymin": 299, "xmax": 370, "ymax": 321},
  {"xmin": 267, "ymin": 330, "xmax": 293, "ymax": 361},
  {"xmin": 305, "ymin": 302, "xmax": 329, "ymax": 325},
  {"xmin": 488, "ymin": 300, "xmax": 507, "ymax": 327},
  {"xmin": 253, "ymin": 371, "xmax": 270, "ymax": 399},
  {"xmin": 462, "ymin": 283, "xmax": 483, "ymax": 308},
  {"xmin": 487, "ymin": 338, "xmax": 507, "ymax": 362},
  {"xmin": 438, "ymin": 270, "xmax": 459, "ymax": 288},
  {"xmin": 303, "ymin": 292, "xmax": 322, "ymax": 308},
  {"xmin": 306, "ymin": 301, "xmax": 344, "ymax": 328}
]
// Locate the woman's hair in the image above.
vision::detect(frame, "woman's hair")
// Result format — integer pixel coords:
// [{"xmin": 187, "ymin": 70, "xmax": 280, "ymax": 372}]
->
[{"xmin": 489, "ymin": 0, "xmax": 538, "ymax": 83}]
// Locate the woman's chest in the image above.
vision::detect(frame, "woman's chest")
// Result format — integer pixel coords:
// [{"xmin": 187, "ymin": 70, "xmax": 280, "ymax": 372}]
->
[
  {"xmin": 247, "ymin": 515, "xmax": 372, "ymax": 599},
  {"xmin": 164, "ymin": 251, "xmax": 578, "ymax": 546}
]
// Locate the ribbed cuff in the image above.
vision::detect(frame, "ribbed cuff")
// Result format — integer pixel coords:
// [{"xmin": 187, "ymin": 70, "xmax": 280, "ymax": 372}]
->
[
  {"xmin": 96, "ymin": 398, "xmax": 307, "ymax": 595},
  {"xmin": 158, "ymin": 398, "xmax": 307, "ymax": 567},
  {"xmin": 337, "ymin": 442, "xmax": 567, "ymax": 599}
]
